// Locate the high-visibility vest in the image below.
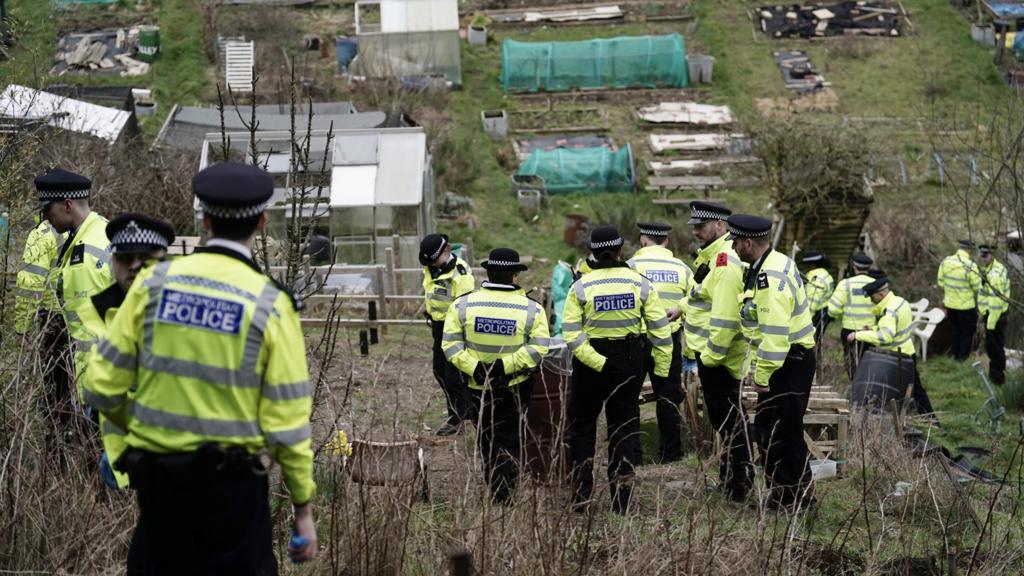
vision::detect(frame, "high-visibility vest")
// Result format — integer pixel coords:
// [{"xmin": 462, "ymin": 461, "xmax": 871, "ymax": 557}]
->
[
  {"xmin": 422, "ymin": 256, "xmax": 475, "ymax": 321},
  {"xmin": 854, "ymin": 291, "xmax": 915, "ymax": 356},
  {"xmin": 980, "ymin": 259, "xmax": 1011, "ymax": 328},
  {"xmin": 441, "ymin": 283, "xmax": 551, "ymax": 390},
  {"xmin": 83, "ymin": 248, "xmax": 316, "ymax": 505},
  {"xmin": 827, "ymin": 273, "xmax": 876, "ymax": 331},
  {"xmin": 937, "ymin": 249, "xmax": 981, "ymax": 310},
  {"xmin": 740, "ymin": 250, "xmax": 815, "ymax": 387},
  {"xmin": 690, "ymin": 234, "xmax": 749, "ymax": 379},
  {"xmin": 14, "ymin": 220, "xmax": 65, "ymax": 332},
  {"xmin": 628, "ymin": 244, "xmax": 693, "ymax": 333},
  {"xmin": 804, "ymin": 267, "xmax": 834, "ymax": 314},
  {"xmin": 56, "ymin": 211, "xmax": 112, "ymax": 391},
  {"xmin": 562, "ymin": 264, "xmax": 673, "ymax": 377}
]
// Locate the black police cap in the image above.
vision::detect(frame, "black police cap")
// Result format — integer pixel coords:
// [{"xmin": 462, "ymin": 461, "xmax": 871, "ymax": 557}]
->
[
  {"xmin": 481, "ymin": 247, "xmax": 528, "ymax": 272},
  {"xmin": 863, "ymin": 276, "xmax": 890, "ymax": 296},
  {"xmin": 106, "ymin": 213, "xmax": 176, "ymax": 253},
  {"xmin": 35, "ymin": 168, "xmax": 91, "ymax": 204},
  {"xmin": 589, "ymin": 225, "xmax": 623, "ymax": 251},
  {"xmin": 193, "ymin": 162, "xmax": 274, "ymax": 220},
  {"xmin": 959, "ymin": 239, "xmax": 976, "ymax": 249},
  {"xmin": 637, "ymin": 221, "xmax": 672, "ymax": 237},
  {"xmin": 726, "ymin": 214, "xmax": 772, "ymax": 239},
  {"xmin": 979, "ymin": 244, "xmax": 995, "ymax": 255},
  {"xmin": 687, "ymin": 201, "xmax": 731, "ymax": 225},
  {"xmin": 801, "ymin": 250, "xmax": 826, "ymax": 264},
  {"xmin": 419, "ymin": 233, "xmax": 449, "ymax": 266},
  {"xmin": 850, "ymin": 252, "xmax": 873, "ymax": 267}
]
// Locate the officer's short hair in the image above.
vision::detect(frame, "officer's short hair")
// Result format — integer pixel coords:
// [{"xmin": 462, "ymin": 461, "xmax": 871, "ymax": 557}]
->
[
  {"xmin": 487, "ymin": 269, "xmax": 516, "ymax": 284},
  {"xmin": 208, "ymin": 214, "xmax": 262, "ymax": 241}
]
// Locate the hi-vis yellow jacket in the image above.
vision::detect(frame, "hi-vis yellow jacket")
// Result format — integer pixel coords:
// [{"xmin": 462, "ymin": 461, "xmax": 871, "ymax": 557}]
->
[
  {"xmin": 78, "ymin": 283, "xmax": 131, "ymax": 489},
  {"xmin": 422, "ymin": 256, "xmax": 475, "ymax": 321},
  {"xmin": 804, "ymin": 267, "xmax": 834, "ymax": 314},
  {"xmin": 980, "ymin": 259, "xmax": 1011, "ymax": 330},
  {"xmin": 562, "ymin": 264, "xmax": 672, "ymax": 377},
  {"xmin": 827, "ymin": 273, "xmax": 876, "ymax": 331},
  {"xmin": 937, "ymin": 249, "xmax": 981, "ymax": 310},
  {"xmin": 628, "ymin": 244, "xmax": 693, "ymax": 333},
  {"xmin": 739, "ymin": 251, "xmax": 815, "ymax": 387},
  {"xmin": 57, "ymin": 211, "xmax": 112, "ymax": 389},
  {"xmin": 441, "ymin": 283, "xmax": 551, "ymax": 390},
  {"xmin": 854, "ymin": 291, "xmax": 915, "ymax": 356},
  {"xmin": 84, "ymin": 248, "xmax": 316, "ymax": 505},
  {"xmin": 15, "ymin": 220, "xmax": 64, "ymax": 333},
  {"xmin": 691, "ymin": 235, "xmax": 749, "ymax": 379}
]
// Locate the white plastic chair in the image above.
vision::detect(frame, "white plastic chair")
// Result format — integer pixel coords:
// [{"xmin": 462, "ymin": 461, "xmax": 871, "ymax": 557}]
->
[
  {"xmin": 908, "ymin": 298, "xmax": 929, "ymax": 322},
  {"xmin": 913, "ymin": 307, "xmax": 946, "ymax": 362}
]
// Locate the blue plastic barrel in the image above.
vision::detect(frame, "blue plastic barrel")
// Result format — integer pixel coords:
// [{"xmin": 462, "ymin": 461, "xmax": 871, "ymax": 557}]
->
[{"xmin": 336, "ymin": 37, "xmax": 358, "ymax": 72}]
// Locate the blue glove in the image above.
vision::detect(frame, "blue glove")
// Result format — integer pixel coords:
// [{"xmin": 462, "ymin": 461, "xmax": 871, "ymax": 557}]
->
[
  {"xmin": 683, "ymin": 358, "xmax": 697, "ymax": 373},
  {"xmin": 99, "ymin": 452, "xmax": 118, "ymax": 490},
  {"xmin": 289, "ymin": 532, "xmax": 309, "ymax": 564}
]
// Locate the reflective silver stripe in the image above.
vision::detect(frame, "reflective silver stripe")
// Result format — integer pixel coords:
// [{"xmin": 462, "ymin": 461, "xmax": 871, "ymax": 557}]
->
[
  {"xmin": 17, "ymin": 288, "xmax": 42, "ymax": 298},
  {"xmin": 133, "ymin": 403, "xmax": 260, "ymax": 437},
  {"xmin": 21, "ymin": 263, "xmax": 48, "ymax": 276},
  {"xmin": 764, "ymin": 270, "xmax": 799, "ymax": 302},
  {"xmin": 875, "ymin": 330, "xmax": 887, "ymax": 343},
  {"xmin": 442, "ymin": 332, "xmax": 462, "ymax": 342},
  {"xmin": 706, "ymin": 342, "xmax": 730, "ymax": 355},
  {"xmin": 84, "ymin": 245, "xmax": 110, "ymax": 265},
  {"xmin": 639, "ymin": 277, "xmax": 651, "ymax": 301},
  {"xmin": 582, "ymin": 277, "xmax": 642, "ymax": 289},
  {"xmin": 793, "ymin": 299, "xmax": 808, "ymax": 316},
  {"xmin": 468, "ymin": 342, "xmax": 514, "ymax": 354},
  {"xmin": 657, "ymin": 290, "xmax": 683, "ymax": 300},
  {"xmin": 264, "ymin": 380, "xmax": 311, "ymax": 401},
  {"xmin": 760, "ymin": 324, "xmax": 789, "ymax": 336},
  {"xmin": 689, "ymin": 300, "xmax": 711, "ymax": 311},
  {"xmin": 750, "ymin": 339, "xmax": 762, "ymax": 347},
  {"xmin": 266, "ymin": 423, "xmax": 311, "ymax": 446},
  {"xmin": 846, "ymin": 302, "xmax": 874, "ymax": 309},
  {"xmin": 587, "ymin": 318, "xmax": 640, "ymax": 329},
  {"xmin": 942, "ymin": 275, "xmax": 968, "ymax": 284},
  {"xmin": 789, "ymin": 323, "xmax": 814, "ymax": 341},
  {"xmin": 241, "ymin": 283, "xmax": 280, "ymax": 376},
  {"xmin": 685, "ymin": 322, "xmax": 710, "ymax": 338},
  {"xmin": 893, "ymin": 334, "xmax": 913, "ymax": 345},
  {"xmin": 828, "ymin": 297, "xmax": 842, "ymax": 308},
  {"xmin": 98, "ymin": 338, "xmax": 138, "ymax": 371},
  {"xmin": 83, "ymin": 388, "xmax": 126, "ymax": 410},
  {"xmin": 444, "ymin": 341, "xmax": 465, "ymax": 359},
  {"xmin": 525, "ymin": 300, "xmax": 539, "ymax": 338},
  {"xmin": 567, "ymin": 333, "xmax": 588, "ymax": 351},
  {"xmin": 632, "ymin": 258, "xmax": 684, "ymax": 266},
  {"xmin": 728, "ymin": 255, "xmax": 744, "ymax": 268},
  {"xmin": 142, "ymin": 261, "xmax": 173, "ymax": 354},
  {"xmin": 741, "ymin": 319, "xmax": 757, "ymax": 330},
  {"xmin": 649, "ymin": 335, "xmax": 673, "ymax": 346},
  {"xmin": 141, "ymin": 350, "xmax": 260, "ymax": 388},
  {"xmin": 456, "ymin": 296, "xmax": 469, "ymax": 325},
  {"xmin": 163, "ymin": 274, "xmax": 259, "ymax": 303},
  {"xmin": 757, "ymin": 349, "xmax": 789, "ymax": 361},
  {"xmin": 525, "ymin": 346, "xmax": 542, "ymax": 364},
  {"xmin": 466, "ymin": 300, "xmax": 529, "ymax": 311},
  {"xmin": 845, "ymin": 313, "xmax": 874, "ymax": 320},
  {"xmin": 573, "ymin": 281, "xmax": 587, "ymax": 303},
  {"xmin": 65, "ymin": 310, "xmax": 81, "ymax": 323},
  {"xmin": 562, "ymin": 321, "xmax": 582, "ymax": 332},
  {"xmin": 426, "ymin": 293, "xmax": 451, "ymax": 302},
  {"xmin": 102, "ymin": 419, "xmax": 126, "ymax": 437},
  {"xmin": 528, "ymin": 336, "xmax": 554, "ymax": 347},
  {"xmin": 878, "ymin": 327, "xmax": 894, "ymax": 338},
  {"xmin": 647, "ymin": 316, "xmax": 670, "ymax": 329},
  {"xmin": 709, "ymin": 318, "xmax": 739, "ymax": 330}
]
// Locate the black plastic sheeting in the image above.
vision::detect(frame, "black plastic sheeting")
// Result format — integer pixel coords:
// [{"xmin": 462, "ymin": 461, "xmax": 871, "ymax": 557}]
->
[{"xmin": 758, "ymin": 1, "xmax": 902, "ymax": 38}]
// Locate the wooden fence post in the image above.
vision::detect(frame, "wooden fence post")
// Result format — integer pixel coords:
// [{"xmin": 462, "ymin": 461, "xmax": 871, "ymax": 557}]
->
[
  {"xmin": 391, "ymin": 235, "xmax": 403, "ymax": 294},
  {"xmin": 375, "ymin": 265, "xmax": 388, "ymax": 336}
]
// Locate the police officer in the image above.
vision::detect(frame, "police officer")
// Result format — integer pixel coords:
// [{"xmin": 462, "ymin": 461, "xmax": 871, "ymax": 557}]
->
[
  {"xmin": 441, "ymin": 248, "xmax": 550, "ymax": 504},
  {"xmin": 979, "ymin": 245, "xmax": 1011, "ymax": 385},
  {"xmin": 730, "ymin": 215, "xmax": 817, "ymax": 510},
  {"xmin": 628, "ymin": 221, "xmax": 692, "ymax": 463},
  {"xmin": 801, "ymin": 251, "xmax": 834, "ymax": 341},
  {"xmin": 828, "ymin": 253, "xmax": 876, "ymax": 379},
  {"xmin": 847, "ymin": 276, "xmax": 936, "ymax": 417},
  {"xmin": 36, "ymin": 168, "xmax": 112, "ymax": 409},
  {"xmin": 563, "ymin": 226, "xmax": 672, "ymax": 513},
  {"xmin": 937, "ymin": 239, "xmax": 982, "ymax": 361},
  {"xmin": 85, "ymin": 162, "xmax": 317, "ymax": 573},
  {"xmin": 686, "ymin": 201, "xmax": 753, "ymax": 501},
  {"xmin": 420, "ymin": 233, "xmax": 476, "ymax": 435},
  {"xmin": 78, "ymin": 214, "xmax": 175, "ymax": 491}
]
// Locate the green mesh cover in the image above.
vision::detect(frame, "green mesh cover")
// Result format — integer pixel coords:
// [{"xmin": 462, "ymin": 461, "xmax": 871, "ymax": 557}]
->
[
  {"xmin": 53, "ymin": 0, "xmax": 116, "ymax": 5},
  {"xmin": 516, "ymin": 145, "xmax": 635, "ymax": 195},
  {"xmin": 502, "ymin": 34, "xmax": 687, "ymax": 93}
]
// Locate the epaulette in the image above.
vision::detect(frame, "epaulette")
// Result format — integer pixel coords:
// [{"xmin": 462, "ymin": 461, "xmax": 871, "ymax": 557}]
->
[
  {"xmin": 270, "ymin": 276, "xmax": 301, "ymax": 312},
  {"xmin": 456, "ymin": 262, "xmax": 468, "ymax": 275}
]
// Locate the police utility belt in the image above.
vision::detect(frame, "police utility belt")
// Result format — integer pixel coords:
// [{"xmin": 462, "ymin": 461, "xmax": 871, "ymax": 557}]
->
[{"xmin": 116, "ymin": 443, "xmax": 266, "ymax": 490}]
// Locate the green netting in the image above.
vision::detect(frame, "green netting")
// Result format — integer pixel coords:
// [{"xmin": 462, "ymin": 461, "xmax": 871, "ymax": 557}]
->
[
  {"xmin": 502, "ymin": 34, "xmax": 687, "ymax": 93},
  {"xmin": 516, "ymin": 145, "xmax": 635, "ymax": 195},
  {"xmin": 53, "ymin": 0, "xmax": 116, "ymax": 5}
]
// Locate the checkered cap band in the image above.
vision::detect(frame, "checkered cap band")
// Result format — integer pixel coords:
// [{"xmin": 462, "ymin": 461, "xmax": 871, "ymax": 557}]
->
[
  {"xmin": 430, "ymin": 237, "xmax": 448, "ymax": 261},
  {"xmin": 199, "ymin": 199, "xmax": 269, "ymax": 219},
  {"xmin": 110, "ymin": 221, "xmax": 170, "ymax": 252},
  {"xmin": 38, "ymin": 188, "xmax": 90, "ymax": 202},
  {"xmin": 728, "ymin": 223, "xmax": 770, "ymax": 238},
  {"xmin": 590, "ymin": 237, "xmax": 624, "ymax": 249},
  {"xmin": 690, "ymin": 207, "xmax": 728, "ymax": 221},
  {"xmin": 802, "ymin": 254, "xmax": 824, "ymax": 262},
  {"xmin": 486, "ymin": 259, "xmax": 520, "ymax": 267},
  {"xmin": 639, "ymin": 227, "xmax": 669, "ymax": 237}
]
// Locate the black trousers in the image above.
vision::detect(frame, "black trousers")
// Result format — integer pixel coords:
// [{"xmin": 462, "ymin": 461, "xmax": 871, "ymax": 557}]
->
[
  {"xmin": 812, "ymin": 309, "xmax": 830, "ymax": 343},
  {"xmin": 431, "ymin": 320, "xmax": 471, "ymax": 422},
  {"xmin": 840, "ymin": 328, "xmax": 871, "ymax": 381},
  {"xmin": 124, "ymin": 453, "xmax": 277, "ymax": 576},
  {"xmin": 646, "ymin": 329, "xmax": 684, "ymax": 461},
  {"xmin": 697, "ymin": 355, "xmax": 753, "ymax": 498},
  {"xmin": 470, "ymin": 379, "xmax": 534, "ymax": 503},
  {"xmin": 947, "ymin": 307, "xmax": 978, "ymax": 361},
  {"xmin": 908, "ymin": 357, "xmax": 935, "ymax": 415},
  {"xmin": 569, "ymin": 338, "xmax": 645, "ymax": 510},
  {"xmin": 984, "ymin": 314, "xmax": 1007, "ymax": 385},
  {"xmin": 754, "ymin": 346, "xmax": 815, "ymax": 507}
]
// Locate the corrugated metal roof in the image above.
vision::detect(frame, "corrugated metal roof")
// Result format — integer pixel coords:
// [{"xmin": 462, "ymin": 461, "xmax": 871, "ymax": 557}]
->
[{"xmin": 0, "ymin": 84, "xmax": 130, "ymax": 143}]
